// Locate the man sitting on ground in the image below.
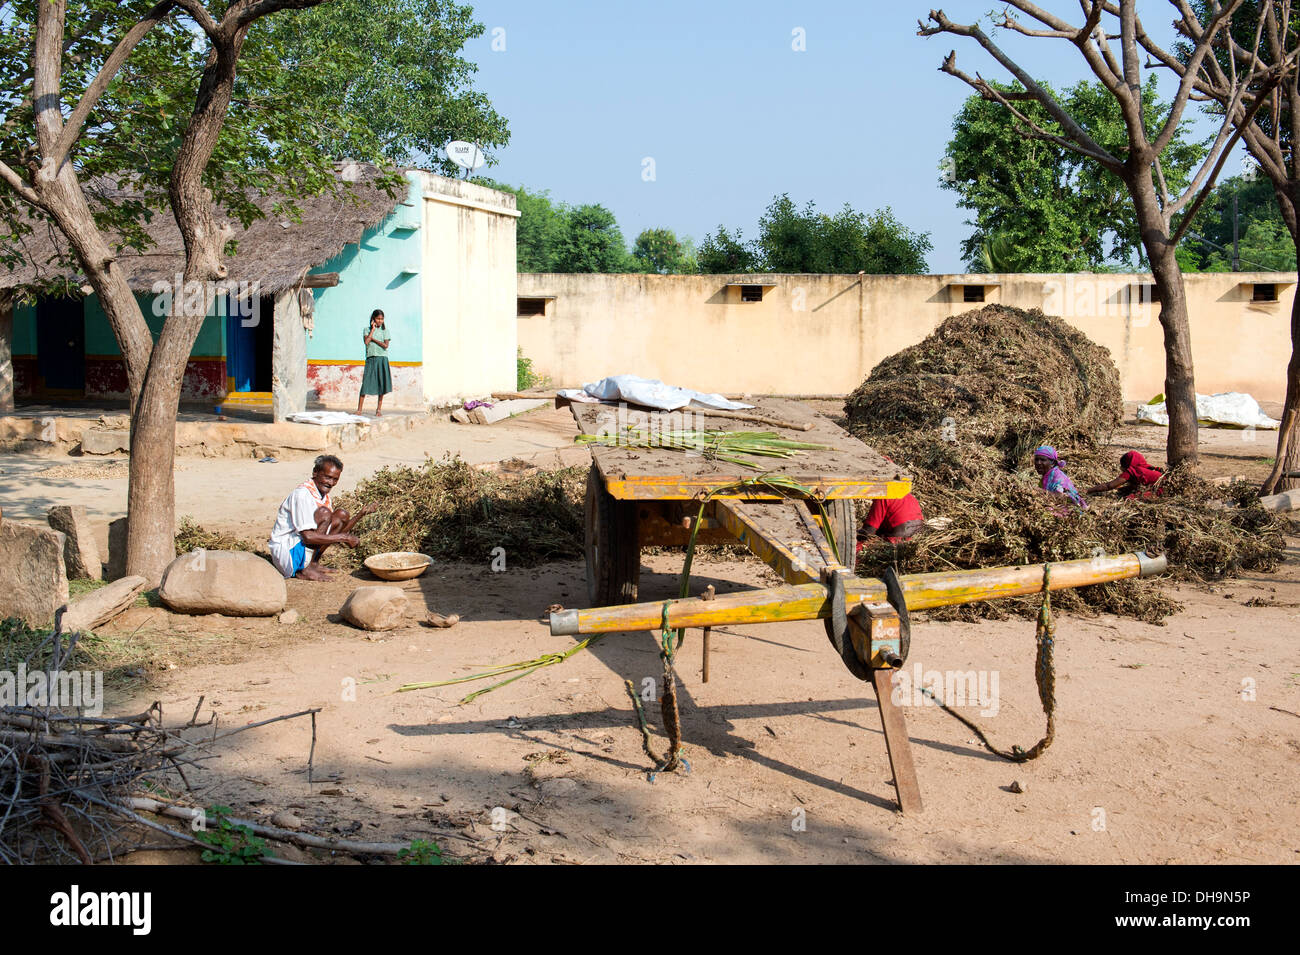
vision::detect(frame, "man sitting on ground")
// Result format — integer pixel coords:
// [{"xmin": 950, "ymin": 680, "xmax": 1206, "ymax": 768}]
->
[{"xmin": 269, "ymin": 454, "xmax": 375, "ymax": 580}]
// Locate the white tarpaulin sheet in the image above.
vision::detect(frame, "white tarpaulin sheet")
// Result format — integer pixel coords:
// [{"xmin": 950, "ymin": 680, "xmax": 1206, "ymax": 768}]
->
[
  {"xmin": 1135, "ymin": 392, "xmax": 1280, "ymax": 429},
  {"xmin": 557, "ymin": 375, "xmax": 754, "ymax": 411},
  {"xmin": 286, "ymin": 411, "xmax": 370, "ymax": 426}
]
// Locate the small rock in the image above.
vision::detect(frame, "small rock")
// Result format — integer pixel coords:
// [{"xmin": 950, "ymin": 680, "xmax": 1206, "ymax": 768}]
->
[
  {"xmin": 60, "ymin": 575, "xmax": 146, "ymax": 632},
  {"xmin": 0, "ymin": 521, "xmax": 69, "ymax": 625},
  {"xmin": 279, "ymin": 608, "xmax": 300, "ymax": 625},
  {"xmin": 423, "ymin": 612, "xmax": 459, "ymax": 628},
  {"xmin": 340, "ymin": 585, "xmax": 408, "ymax": 631},
  {"xmin": 81, "ymin": 428, "xmax": 130, "ymax": 455},
  {"xmin": 270, "ymin": 811, "xmax": 303, "ymax": 830},
  {"xmin": 1009, "ymin": 780, "xmax": 1026, "ymax": 794}
]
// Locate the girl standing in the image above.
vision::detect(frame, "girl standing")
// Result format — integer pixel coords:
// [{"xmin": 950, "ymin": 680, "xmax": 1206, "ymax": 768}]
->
[{"xmin": 358, "ymin": 308, "xmax": 392, "ymax": 416}]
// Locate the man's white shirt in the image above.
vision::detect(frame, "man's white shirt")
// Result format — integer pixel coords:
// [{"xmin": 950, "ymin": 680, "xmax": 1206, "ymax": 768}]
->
[{"xmin": 269, "ymin": 483, "xmax": 328, "ymax": 577}]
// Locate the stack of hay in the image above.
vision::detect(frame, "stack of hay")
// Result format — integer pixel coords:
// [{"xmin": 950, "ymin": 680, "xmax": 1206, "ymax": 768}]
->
[{"xmin": 844, "ymin": 304, "xmax": 1285, "ymax": 622}]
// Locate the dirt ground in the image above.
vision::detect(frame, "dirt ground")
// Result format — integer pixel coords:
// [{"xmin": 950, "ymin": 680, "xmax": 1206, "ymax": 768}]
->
[{"xmin": 13, "ymin": 401, "xmax": 1300, "ymax": 864}]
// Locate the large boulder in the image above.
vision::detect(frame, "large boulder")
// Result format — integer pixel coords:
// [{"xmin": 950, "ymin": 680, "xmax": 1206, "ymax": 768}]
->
[
  {"xmin": 0, "ymin": 521, "xmax": 69, "ymax": 625},
  {"xmin": 340, "ymin": 585, "xmax": 408, "ymax": 631},
  {"xmin": 47, "ymin": 504, "xmax": 103, "ymax": 580},
  {"xmin": 159, "ymin": 550, "xmax": 286, "ymax": 617}
]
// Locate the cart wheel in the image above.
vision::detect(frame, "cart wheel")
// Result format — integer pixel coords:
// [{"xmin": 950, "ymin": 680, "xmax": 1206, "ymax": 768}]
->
[
  {"xmin": 584, "ymin": 466, "xmax": 640, "ymax": 606},
  {"xmin": 820, "ymin": 499, "xmax": 856, "ymax": 569},
  {"xmin": 820, "ymin": 500, "xmax": 871, "ymax": 680}
]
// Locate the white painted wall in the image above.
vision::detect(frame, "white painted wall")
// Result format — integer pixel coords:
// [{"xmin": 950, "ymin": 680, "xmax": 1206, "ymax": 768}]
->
[{"xmin": 418, "ymin": 173, "xmax": 519, "ymax": 406}]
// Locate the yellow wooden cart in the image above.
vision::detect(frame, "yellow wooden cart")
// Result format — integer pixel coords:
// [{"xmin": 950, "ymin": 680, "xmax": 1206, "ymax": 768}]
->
[{"xmin": 553, "ymin": 397, "xmax": 1166, "ymax": 812}]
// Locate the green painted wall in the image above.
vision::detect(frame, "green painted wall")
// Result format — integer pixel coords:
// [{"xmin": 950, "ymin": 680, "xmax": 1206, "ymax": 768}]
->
[
  {"xmin": 306, "ymin": 173, "xmax": 423, "ymax": 364},
  {"xmin": 84, "ymin": 292, "xmax": 223, "ymax": 356},
  {"xmin": 13, "ymin": 292, "xmax": 223, "ymax": 356},
  {"xmin": 13, "ymin": 302, "xmax": 35, "ymax": 354}
]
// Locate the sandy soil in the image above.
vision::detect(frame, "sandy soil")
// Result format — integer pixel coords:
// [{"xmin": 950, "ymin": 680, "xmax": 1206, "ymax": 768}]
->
[
  {"xmin": 108, "ymin": 547, "xmax": 1300, "ymax": 865},
  {"xmin": 9, "ymin": 400, "xmax": 1299, "ymax": 863},
  {"xmin": 0, "ymin": 406, "xmax": 583, "ymax": 552},
  {"xmin": 77, "ymin": 402, "xmax": 1294, "ymax": 864}
]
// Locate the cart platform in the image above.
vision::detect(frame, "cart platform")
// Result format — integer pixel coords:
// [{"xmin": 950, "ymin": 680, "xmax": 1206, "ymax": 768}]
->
[{"xmin": 569, "ymin": 397, "xmax": 911, "ymax": 501}]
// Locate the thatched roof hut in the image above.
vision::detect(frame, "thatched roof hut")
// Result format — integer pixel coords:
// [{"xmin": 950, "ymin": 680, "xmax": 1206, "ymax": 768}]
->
[{"xmin": 0, "ymin": 162, "xmax": 405, "ymax": 295}]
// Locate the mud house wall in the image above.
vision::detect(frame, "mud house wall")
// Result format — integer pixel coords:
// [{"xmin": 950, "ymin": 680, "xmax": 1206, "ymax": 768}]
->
[
  {"xmin": 516, "ymin": 272, "xmax": 1296, "ymax": 402},
  {"xmin": 418, "ymin": 173, "xmax": 518, "ymax": 407}
]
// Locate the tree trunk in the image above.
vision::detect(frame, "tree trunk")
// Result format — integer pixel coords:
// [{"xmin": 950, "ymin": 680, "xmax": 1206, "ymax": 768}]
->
[
  {"xmin": 1260, "ymin": 266, "xmax": 1300, "ymax": 495},
  {"xmin": 125, "ymin": 369, "xmax": 182, "ymax": 585},
  {"xmin": 121, "ymin": 24, "xmax": 250, "ymax": 583},
  {"xmin": 1129, "ymin": 171, "xmax": 1199, "ymax": 466},
  {"xmin": 1147, "ymin": 242, "xmax": 1200, "ymax": 466},
  {"xmin": 1260, "ymin": 186, "xmax": 1300, "ymax": 495}
]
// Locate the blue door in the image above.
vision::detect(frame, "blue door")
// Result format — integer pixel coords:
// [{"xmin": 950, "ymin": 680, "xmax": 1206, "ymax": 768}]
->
[{"xmin": 226, "ymin": 309, "xmax": 257, "ymax": 392}]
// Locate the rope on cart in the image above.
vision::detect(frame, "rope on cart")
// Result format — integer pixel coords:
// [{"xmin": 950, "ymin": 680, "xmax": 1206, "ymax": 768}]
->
[
  {"xmin": 916, "ymin": 563, "xmax": 1058, "ymax": 762},
  {"xmin": 627, "ymin": 475, "xmax": 840, "ymax": 778}
]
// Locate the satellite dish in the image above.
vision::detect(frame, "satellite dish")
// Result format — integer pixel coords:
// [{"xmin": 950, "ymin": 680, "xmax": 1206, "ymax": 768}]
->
[{"xmin": 445, "ymin": 141, "xmax": 486, "ymax": 172}]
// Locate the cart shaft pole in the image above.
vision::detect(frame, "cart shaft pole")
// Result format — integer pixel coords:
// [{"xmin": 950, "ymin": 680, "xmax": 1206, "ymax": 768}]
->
[{"xmin": 549, "ymin": 551, "xmax": 1166, "ymax": 636}]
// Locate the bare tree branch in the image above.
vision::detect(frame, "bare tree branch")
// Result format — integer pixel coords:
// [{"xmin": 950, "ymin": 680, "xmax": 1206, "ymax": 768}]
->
[
  {"xmin": 0, "ymin": 158, "xmax": 42, "ymax": 207},
  {"xmin": 1152, "ymin": 0, "xmax": 1251, "ymax": 153},
  {"xmin": 1170, "ymin": 76, "xmax": 1279, "ymax": 243},
  {"xmin": 920, "ymin": 9, "xmax": 1122, "ymax": 167},
  {"xmin": 171, "ymin": 0, "xmax": 220, "ymax": 40}
]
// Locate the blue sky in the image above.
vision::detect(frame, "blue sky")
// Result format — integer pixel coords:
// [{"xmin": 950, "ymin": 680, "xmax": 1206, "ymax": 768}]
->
[{"xmin": 461, "ymin": 1, "xmax": 1243, "ymax": 273}]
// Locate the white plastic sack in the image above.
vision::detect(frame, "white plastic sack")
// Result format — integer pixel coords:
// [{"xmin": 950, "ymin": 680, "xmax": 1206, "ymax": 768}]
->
[
  {"xmin": 286, "ymin": 411, "xmax": 370, "ymax": 426},
  {"xmin": 557, "ymin": 374, "xmax": 753, "ymax": 411},
  {"xmin": 1135, "ymin": 392, "xmax": 1280, "ymax": 429}
]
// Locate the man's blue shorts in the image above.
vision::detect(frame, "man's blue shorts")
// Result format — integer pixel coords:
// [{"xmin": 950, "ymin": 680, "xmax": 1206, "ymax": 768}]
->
[{"xmin": 290, "ymin": 541, "xmax": 307, "ymax": 575}]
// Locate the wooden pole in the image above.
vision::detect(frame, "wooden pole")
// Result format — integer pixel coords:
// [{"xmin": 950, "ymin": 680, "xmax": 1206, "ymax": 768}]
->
[
  {"xmin": 550, "ymin": 552, "xmax": 1166, "ymax": 636},
  {"xmin": 870, "ymin": 667, "xmax": 923, "ymax": 814}
]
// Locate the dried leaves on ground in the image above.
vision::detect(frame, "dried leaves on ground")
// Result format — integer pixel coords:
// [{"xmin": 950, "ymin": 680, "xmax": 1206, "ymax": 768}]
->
[{"xmin": 334, "ymin": 458, "xmax": 586, "ymax": 568}]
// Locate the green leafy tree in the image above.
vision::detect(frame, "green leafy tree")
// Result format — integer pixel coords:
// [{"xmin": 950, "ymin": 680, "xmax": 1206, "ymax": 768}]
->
[
  {"xmin": 480, "ymin": 182, "xmax": 640, "ymax": 273},
  {"xmin": 481, "ymin": 182, "xmax": 566, "ymax": 271},
  {"xmin": 631, "ymin": 228, "xmax": 695, "ymax": 274},
  {"xmin": 756, "ymin": 195, "xmax": 931, "ymax": 273},
  {"xmin": 552, "ymin": 203, "xmax": 632, "ymax": 273},
  {"xmin": 696, "ymin": 225, "xmax": 760, "ymax": 273},
  {"xmin": 0, "ymin": 0, "xmax": 506, "ymax": 581},
  {"xmin": 254, "ymin": 0, "xmax": 508, "ymax": 174},
  {"xmin": 695, "ymin": 198, "xmax": 931, "ymax": 274},
  {"xmin": 1179, "ymin": 174, "xmax": 1294, "ymax": 271},
  {"xmin": 943, "ymin": 77, "xmax": 1205, "ymax": 272},
  {"xmin": 1203, "ymin": 216, "xmax": 1298, "ymax": 271}
]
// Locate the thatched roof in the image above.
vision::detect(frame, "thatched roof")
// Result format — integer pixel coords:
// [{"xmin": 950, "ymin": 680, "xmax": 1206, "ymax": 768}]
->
[{"xmin": 0, "ymin": 162, "xmax": 405, "ymax": 294}]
